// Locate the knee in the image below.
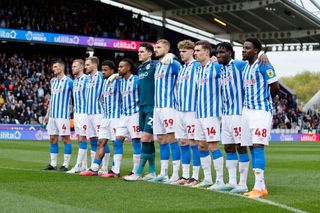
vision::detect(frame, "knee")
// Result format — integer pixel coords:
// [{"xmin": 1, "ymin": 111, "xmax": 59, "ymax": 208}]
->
[
  {"xmin": 224, "ymin": 144, "xmax": 236, "ymax": 153},
  {"xmin": 237, "ymin": 145, "xmax": 248, "ymax": 154}
]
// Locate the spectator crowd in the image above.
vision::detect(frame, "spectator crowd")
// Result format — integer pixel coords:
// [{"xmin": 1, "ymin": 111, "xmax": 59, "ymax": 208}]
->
[{"xmin": 0, "ymin": 0, "xmax": 159, "ymax": 42}]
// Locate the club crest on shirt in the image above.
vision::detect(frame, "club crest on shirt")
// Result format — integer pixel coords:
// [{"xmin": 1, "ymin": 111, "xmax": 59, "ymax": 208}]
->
[
  {"xmin": 146, "ymin": 64, "xmax": 151, "ymax": 70},
  {"xmin": 267, "ymin": 69, "xmax": 275, "ymax": 78}
]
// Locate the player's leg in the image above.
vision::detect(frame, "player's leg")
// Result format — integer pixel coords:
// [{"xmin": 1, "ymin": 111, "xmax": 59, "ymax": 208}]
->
[
  {"xmin": 68, "ymin": 114, "xmax": 87, "ymax": 174},
  {"xmin": 186, "ymin": 139, "xmax": 200, "ymax": 186},
  {"xmin": 43, "ymin": 118, "xmax": 59, "ymax": 170},
  {"xmin": 172, "ymin": 111, "xmax": 190, "ymax": 185},
  {"xmin": 98, "ymin": 119, "xmax": 111, "ymax": 175},
  {"xmin": 150, "ymin": 108, "xmax": 169, "ymax": 182},
  {"xmin": 244, "ymin": 109, "xmax": 270, "ymax": 198},
  {"xmin": 165, "ymin": 108, "xmax": 180, "ymax": 183},
  {"xmin": 59, "ymin": 118, "xmax": 72, "ymax": 172}
]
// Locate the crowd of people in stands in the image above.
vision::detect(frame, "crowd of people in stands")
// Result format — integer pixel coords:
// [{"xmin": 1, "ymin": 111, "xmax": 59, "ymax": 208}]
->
[
  {"xmin": 0, "ymin": 0, "xmax": 159, "ymax": 42},
  {"xmin": 0, "ymin": 51, "xmax": 319, "ymax": 132}
]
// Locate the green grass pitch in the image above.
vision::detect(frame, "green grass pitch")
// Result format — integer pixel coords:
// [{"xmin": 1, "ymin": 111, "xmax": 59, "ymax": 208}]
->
[{"xmin": 0, "ymin": 140, "xmax": 319, "ymax": 213}]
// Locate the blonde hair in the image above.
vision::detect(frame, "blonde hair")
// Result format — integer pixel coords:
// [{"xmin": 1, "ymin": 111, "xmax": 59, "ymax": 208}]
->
[
  {"xmin": 156, "ymin": 39, "xmax": 170, "ymax": 49},
  {"xmin": 85, "ymin": 56, "xmax": 99, "ymax": 66},
  {"xmin": 177, "ymin": 40, "xmax": 195, "ymax": 50}
]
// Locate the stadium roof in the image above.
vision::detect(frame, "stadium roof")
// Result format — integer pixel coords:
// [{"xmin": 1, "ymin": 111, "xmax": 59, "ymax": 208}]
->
[{"xmin": 112, "ymin": 0, "xmax": 320, "ymax": 45}]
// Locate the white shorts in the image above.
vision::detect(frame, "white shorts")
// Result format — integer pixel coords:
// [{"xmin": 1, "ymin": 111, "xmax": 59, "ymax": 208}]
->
[
  {"xmin": 98, "ymin": 118, "xmax": 120, "ymax": 141},
  {"xmin": 74, "ymin": 113, "xmax": 87, "ymax": 136},
  {"xmin": 195, "ymin": 117, "xmax": 221, "ymax": 142},
  {"xmin": 116, "ymin": 113, "xmax": 141, "ymax": 139},
  {"xmin": 153, "ymin": 107, "xmax": 176, "ymax": 135},
  {"xmin": 221, "ymin": 115, "xmax": 242, "ymax": 145},
  {"xmin": 48, "ymin": 118, "xmax": 70, "ymax": 136},
  {"xmin": 241, "ymin": 108, "xmax": 272, "ymax": 146},
  {"xmin": 86, "ymin": 114, "xmax": 104, "ymax": 138},
  {"xmin": 175, "ymin": 111, "xmax": 196, "ymax": 140}
]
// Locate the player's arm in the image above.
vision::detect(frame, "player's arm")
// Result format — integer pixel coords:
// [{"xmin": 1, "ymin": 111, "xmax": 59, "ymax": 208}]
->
[
  {"xmin": 258, "ymin": 53, "xmax": 269, "ymax": 66},
  {"xmin": 270, "ymin": 81, "xmax": 280, "ymax": 98},
  {"xmin": 261, "ymin": 64, "xmax": 279, "ymax": 98},
  {"xmin": 44, "ymin": 98, "xmax": 51, "ymax": 124}
]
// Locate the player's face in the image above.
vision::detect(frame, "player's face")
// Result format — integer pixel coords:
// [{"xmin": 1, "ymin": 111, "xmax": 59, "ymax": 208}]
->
[
  {"xmin": 72, "ymin": 62, "xmax": 82, "ymax": 76},
  {"xmin": 194, "ymin": 45, "xmax": 209, "ymax": 63},
  {"xmin": 138, "ymin": 47, "xmax": 152, "ymax": 63},
  {"xmin": 85, "ymin": 60, "xmax": 96, "ymax": 75},
  {"xmin": 242, "ymin": 41, "xmax": 257, "ymax": 61},
  {"xmin": 155, "ymin": 42, "xmax": 168, "ymax": 58},
  {"xmin": 179, "ymin": 48, "xmax": 194, "ymax": 63},
  {"xmin": 216, "ymin": 47, "xmax": 231, "ymax": 65},
  {"xmin": 118, "ymin": 61, "xmax": 130, "ymax": 76},
  {"xmin": 52, "ymin": 63, "xmax": 63, "ymax": 76},
  {"xmin": 102, "ymin": 65, "xmax": 114, "ymax": 79}
]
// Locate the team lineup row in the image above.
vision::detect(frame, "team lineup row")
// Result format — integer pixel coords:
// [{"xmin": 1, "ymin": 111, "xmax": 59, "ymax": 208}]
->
[{"xmin": 43, "ymin": 38, "xmax": 279, "ymax": 199}]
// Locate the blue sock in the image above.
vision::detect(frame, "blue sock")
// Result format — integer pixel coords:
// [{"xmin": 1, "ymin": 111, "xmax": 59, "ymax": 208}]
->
[
  {"xmin": 181, "ymin": 145, "xmax": 191, "ymax": 165},
  {"xmin": 226, "ymin": 152, "xmax": 238, "ymax": 160},
  {"xmin": 105, "ymin": 143, "xmax": 110, "ymax": 154},
  {"xmin": 90, "ymin": 139, "xmax": 98, "ymax": 152},
  {"xmin": 159, "ymin": 143, "xmax": 170, "ymax": 160},
  {"xmin": 199, "ymin": 150, "xmax": 210, "ymax": 158},
  {"xmin": 212, "ymin": 149, "xmax": 223, "ymax": 160},
  {"xmin": 191, "ymin": 145, "xmax": 201, "ymax": 166},
  {"xmin": 79, "ymin": 141, "xmax": 87, "ymax": 150},
  {"xmin": 132, "ymin": 140, "xmax": 141, "ymax": 155},
  {"xmin": 50, "ymin": 143, "xmax": 59, "ymax": 154},
  {"xmin": 64, "ymin": 143, "xmax": 72, "ymax": 154},
  {"xmin": 114, "ymin": 139, "xmax": 123, "ymax": 155},
  {"xmin": 253, "ymin": 147, "xmax": 265, "ymax": 170},
  {"xmin": 250, "ymin": 149, "xmax": 256, "ymax": 169},
  {"xmin": 94, "ymin": 159, "xmax": 102, "ymax": 165},
  {"xmin": 170, "ymin": 141, "xmax": 181, "ymax": 161},
  {"xmin": 239, "ymin": 153, "xmax": 250, "ymax": 163}
]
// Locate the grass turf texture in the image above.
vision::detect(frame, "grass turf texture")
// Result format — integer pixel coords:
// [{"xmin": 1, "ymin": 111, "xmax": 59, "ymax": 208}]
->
[{"xmin": 0, "ymin": 140, "xmax": 319, "ymax": 213}]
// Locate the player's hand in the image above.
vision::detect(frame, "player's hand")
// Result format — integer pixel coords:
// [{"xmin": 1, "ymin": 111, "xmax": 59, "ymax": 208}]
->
[
  {"xmin": 106, "ymin": 73, "xmax": 120, "ymax": 86},
  {"xmin": 43, "ymin": 115, "xmax": 49, "ymax": 124},
  {"xmin": 258, "ymin": 53, "xmax": 270, "ymax": 66},
  {"xmin": 210, "ymin": 56, "xmax": 217, "ymax": 63},
  {"xmin": 161, "ymin": 53, "xmax": 176, "ymax": 65}
]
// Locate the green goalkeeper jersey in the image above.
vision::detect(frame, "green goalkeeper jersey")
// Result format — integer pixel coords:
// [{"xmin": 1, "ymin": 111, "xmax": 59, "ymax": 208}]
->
[{"xmin": 138, "ymin": 60, "xmax": 158, "ymax": 106}]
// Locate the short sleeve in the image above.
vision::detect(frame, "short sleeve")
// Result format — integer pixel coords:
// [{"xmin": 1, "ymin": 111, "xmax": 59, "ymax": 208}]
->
[{"xmin": 260, "ymin": 64, "xmax": 278, "ymax": 84}]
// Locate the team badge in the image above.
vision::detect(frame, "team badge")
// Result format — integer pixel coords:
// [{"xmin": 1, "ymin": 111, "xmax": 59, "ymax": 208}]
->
[
  {"xmin": 146, "ymin": 64, "xmax": 150, "ymax": 70},
  {"xmin": 267, "ymin": 69, "xmax": 275, "ymax": 78}
]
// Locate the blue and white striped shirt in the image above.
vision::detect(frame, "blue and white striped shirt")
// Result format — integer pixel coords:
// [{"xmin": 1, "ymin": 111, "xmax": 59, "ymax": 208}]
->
[
  {"xmin": 243, "ymin": 60, "xmax": 278, "ymax": 112},
  {"xmin": 73, "ymin": 74, "xmax": 89, "ymax": 114},
  {"xmin": 49, "ymin": 75, "xmax": 73, "ymax": 119},
  {"xmin": 86, "ymin": 71, "xmax": 104, "ymax": 115},
  {"xmin": 120, "ymin": 74, "xmax": 139, "ymax": 116},
  {"xmin": 154, "ymin": 60, "xmax": 181, "ymax": 108},
  {"xmin": 195, "ymin": 61, "xmax": 222, "ymax": 119},
  {"xmin": 220, "ymin": 60, "xmax": 247, "ymax": 116},
  {"xmin": 102, "ymin": 79, "xmax": 122, "ymax": 119},
  {"xmin": 176, "ymin": 60, "xmax": 200, "ymax": 112}
]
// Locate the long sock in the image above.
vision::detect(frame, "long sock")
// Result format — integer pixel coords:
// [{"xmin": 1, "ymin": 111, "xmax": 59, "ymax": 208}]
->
[
  {"xmin": 212, "ymin": 149, "xmax": 224, "ymax": 183},
  {"xmin": 149, "ymin": 142, "xmax": 156, "ymax": 173},
  {"xmin": 90, "ymin": 139, "xmax": 98, "ymax": 165},
  {"xmin": 137, "ymin": 142, "xmax": 150, "ymax": 175},
  {"xmin": 199, "ymin": 150, "xmax": 212, "ymax": 182},
  {"xmin": 181, "ymin": 145, "xmax": 191, "ymax": 179},
  {"xmin": 239, "ymin": 153, "xmax": 250, "ymax": 187},
  {"xmin": 170, "ymin": 141, "xmax": 181, "ymax": 178},
  {"xmin": 63, "ymin": 143, "xmax": 72, "ymax": 168},
  {"xmin": 76, "ymin": 141, "xmax": 87, "ymax": 167},
  {"xmin": 250, "ymin": 148, "xmax": 255, "ymax": 169},
  {"xmin": 159, "ymin": 143, "xmax": 170, "ymax": 176},
  {"xmin": 101, "ymin": 143, "xmax": 110, "ymax": 171},
  {"xmin": 50, "ymin": 143, "xmax": 59, "ymax": 167},
  {"xmin": 91, "ymin": 159, "xmax": 102, "ymax": 171},
  {"xmin": 191, "ymin": 144, "xmax": 200, "ymax": 180},
  {"xmin": 113, "ymin": 139, "xmax": 123, "ymax": 174},
  {"xmin": 253, "ymin": 147, "xmax": 266, "ymax": 190},
  {"xmin": 132, "ymin": 140, "xmax": 141, "ymax": 173},
  {"xmin": 226, "ymin": 152, "xmax": 238, "ymax": 185}
]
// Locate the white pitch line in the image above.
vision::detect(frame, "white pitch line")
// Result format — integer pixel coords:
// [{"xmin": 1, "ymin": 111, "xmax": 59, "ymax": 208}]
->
[
  {"xmin": 216, "ymin": 190, "xmax": 309, "ymax": 213},
  {"xmin": 0, "ymin": 166, "xmax": 311, "ymax": 213}
]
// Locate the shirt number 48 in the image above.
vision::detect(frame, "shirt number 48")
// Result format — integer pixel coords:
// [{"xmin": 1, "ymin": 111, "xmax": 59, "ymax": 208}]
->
[{"xmin": 254, "ymin": 128, "xmax": 267, "ymax": 138}]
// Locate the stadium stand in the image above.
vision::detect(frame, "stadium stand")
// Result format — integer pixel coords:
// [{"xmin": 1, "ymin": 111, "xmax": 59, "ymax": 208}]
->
[{"xmin": 0, "ymin": 0, "xmax": 158, "ymax": 42}]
